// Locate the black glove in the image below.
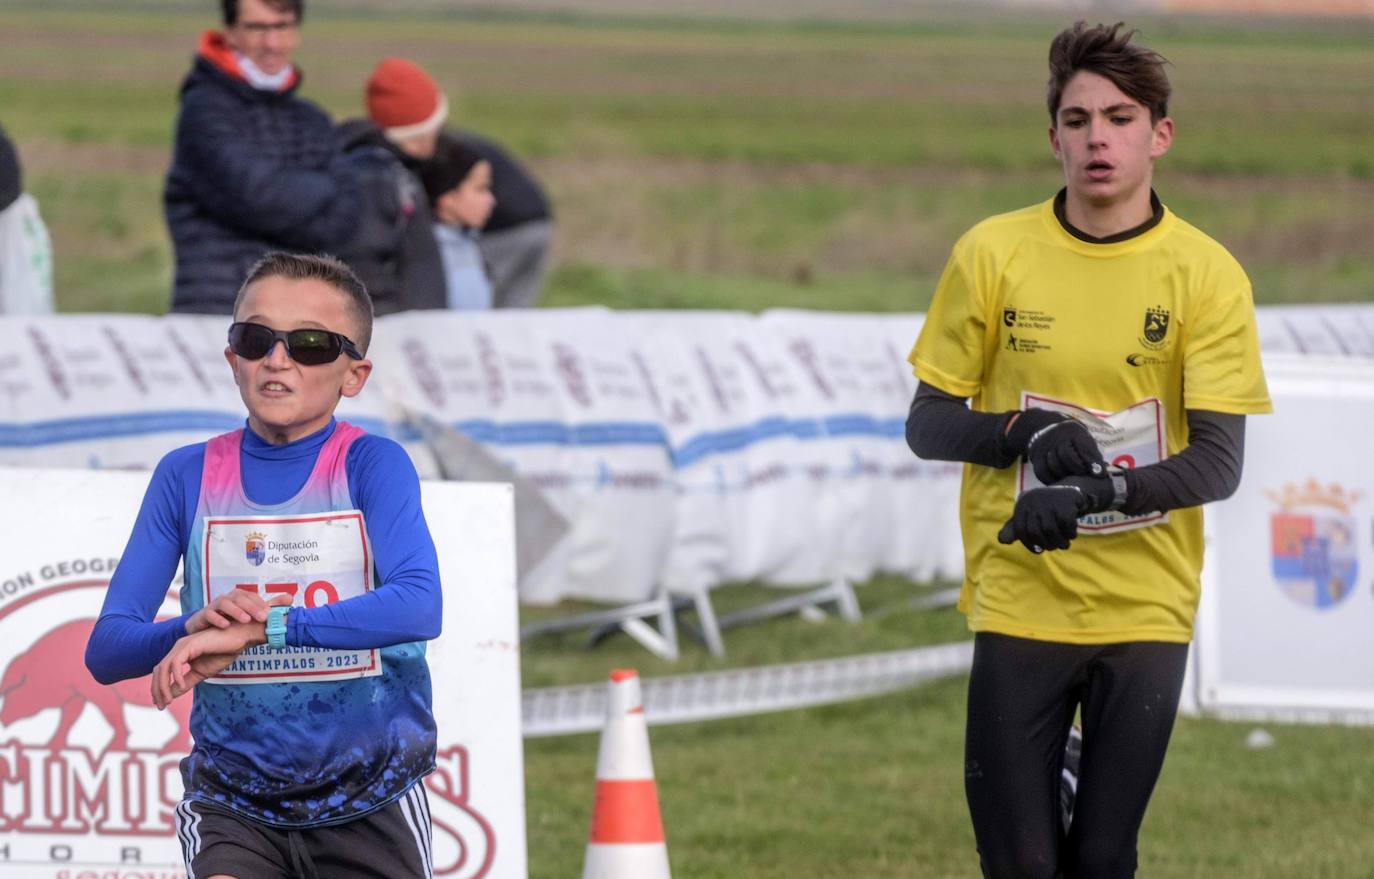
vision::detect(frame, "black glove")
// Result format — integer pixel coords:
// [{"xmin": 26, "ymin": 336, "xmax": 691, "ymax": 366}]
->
[
  {"xmin": 997, "ymin": 473, "xmax": 1118, "ymax": 554},
  {"xmin": 999, "ymin": 408, "xmax": 1106, "ymax": 483}
]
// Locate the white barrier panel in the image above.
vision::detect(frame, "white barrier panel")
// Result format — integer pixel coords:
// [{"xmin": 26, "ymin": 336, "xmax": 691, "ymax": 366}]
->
[
  {"xmin": 621, "ymin": 311, "xmax": 741, "ymax": 597},
  {"xmin": 0, "ymin": 313, "xmax": 436, "ymax": 476},
  {"xmin": 1253, "ymin": 303, "xmax": 1374, "ymax": 357},
  {"xmin": 642, "ymin": 310, "xmax": 846, "ymax": 586},
  {"xmin": 1197, "ymin": 353, "xmax": 1374, "ymax": 721},
  {"xmin": 761, "ymin": 310, "xmax": 965, "ymax": 583},
  {"xmin": 373, "ymin": 309, "xmax": 676, "ymax": 605},
  {"xmin": 0, "ymin": 314, "xmax": 240, "ymax": 469},
  {"xmin": 2, "ymin": 305, "xmax": 1366, "ymax": 612},
  {"xmin": 755, "ymin": 310, "xmax": 894, "ymax": 585},
  {"xmin": 0, "ymin": 469, "xmax": 526, "ymax": 879}
]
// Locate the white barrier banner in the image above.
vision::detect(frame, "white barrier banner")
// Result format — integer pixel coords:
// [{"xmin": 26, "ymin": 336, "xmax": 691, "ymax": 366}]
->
[
  {"xmin": 0, "ymin": 315, "xmax": 240, "ymax": 470},
  {"xmin": 374, "ymin": 309, "xmax": 676, "ymax": 605},
  {"xmin": 0, "ymin": 469, "xmax": 526, "ymax": 878},
  {"xmin": 628, "ymin": 310, "xmax": 847, "ymax": 588},
  {"xmin": 762, "ymin": 310, "xmax": 965, "ymax": 584},
  {"xmin": 1253, "ymin": 303, "xmax": 1374, "ymax": 357},
  {"xmin": 1198, "ymin": 354, "xmax": 1374, "ymax": 718},
  {"xmin": 0, "ymin": 314, "xmax": 435, "ymax": 476},
  {"xmin": 3, "ymin": 305, "xmax": 1368, "ymax": 613}
]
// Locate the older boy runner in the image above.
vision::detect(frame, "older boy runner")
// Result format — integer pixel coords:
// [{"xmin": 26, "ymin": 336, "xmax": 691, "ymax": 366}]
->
[
  {"xmin": 86, "ymin": 253, "xmax": 441, "ymax": 879},
  {"xmin": 906, "ymin": 22, "xmax": 1270, "ymax": 879}
]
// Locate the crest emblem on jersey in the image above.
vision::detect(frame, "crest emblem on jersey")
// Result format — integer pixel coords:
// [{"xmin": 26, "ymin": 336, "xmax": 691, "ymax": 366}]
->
[
  {"xmin": 1266, "ymin": 480, "xmax": 1360, "ymax": 610},
  {"xmin": 1141, "ymin": 306, "xmax": 1170, "ymax": 346},
  {"xmin": 245, "ymin": 531, "xmax": 267, "ymax": 566},
  {"xmin": 1003, "ymin": 308, "xmax": 1017, "ymax": 327}
]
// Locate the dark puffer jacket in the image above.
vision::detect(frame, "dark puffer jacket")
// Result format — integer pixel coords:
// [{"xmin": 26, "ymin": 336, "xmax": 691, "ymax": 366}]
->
[
  {"xmin": 334, "ymin": 120, "xmax": 447, "ymax": 314},
  {"xmin": 164, "ymin": 36, "xmax": 362, "ymax": 314}
]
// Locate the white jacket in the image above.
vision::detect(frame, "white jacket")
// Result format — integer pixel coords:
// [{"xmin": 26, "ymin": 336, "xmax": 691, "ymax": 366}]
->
[{"xmin": 0, "ymin": 193, "xmax": 54, "ymax": 314}]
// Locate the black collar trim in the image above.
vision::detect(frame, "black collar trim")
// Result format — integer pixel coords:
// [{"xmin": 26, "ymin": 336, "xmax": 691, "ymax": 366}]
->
[{"xmin": 1053, "ymin": 188, "xmax": 1163, "ymax": 244}]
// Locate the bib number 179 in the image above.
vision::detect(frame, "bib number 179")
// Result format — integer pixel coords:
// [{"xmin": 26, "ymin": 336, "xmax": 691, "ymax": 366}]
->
[{"xmin": 235, "ymin": 579, "xmax": 341, "ymax": 608}]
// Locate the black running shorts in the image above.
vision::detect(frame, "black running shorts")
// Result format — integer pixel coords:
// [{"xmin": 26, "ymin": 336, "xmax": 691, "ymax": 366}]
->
[{"xmin": 174, "ymin": 783, "xmax": 434, "ymax": 879}]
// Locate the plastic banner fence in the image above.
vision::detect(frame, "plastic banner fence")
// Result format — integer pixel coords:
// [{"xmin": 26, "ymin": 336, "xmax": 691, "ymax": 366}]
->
[{"xmin": 3, "ymin": 304, "xmax": 1373, "ymax": 613}]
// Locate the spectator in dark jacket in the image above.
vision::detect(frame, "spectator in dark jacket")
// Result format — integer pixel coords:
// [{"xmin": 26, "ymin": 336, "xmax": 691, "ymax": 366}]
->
[
  {"xmin": 334, "ymin": 121, "xmax": 448, "ymax": 314},
  {"xmin": 359, "ymin": 57, "xmax": 553, "ymax": 309},
  {"xmin": 331, "ymin": 57, "xmax": 450, "ymax": 314},
  {"xmin": 164, "ymin": 0, "xmax": 362, "ymax": 313}
]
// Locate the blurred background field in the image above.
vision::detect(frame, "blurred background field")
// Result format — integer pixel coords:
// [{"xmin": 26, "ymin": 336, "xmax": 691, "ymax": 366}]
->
[
  {"xmin": 5, "ymin": 2, "xmax": 1374, "ymax": 876},
  {"xmin": 3, "ymin": 1, "xmax": 1374, "ymax": 316}
]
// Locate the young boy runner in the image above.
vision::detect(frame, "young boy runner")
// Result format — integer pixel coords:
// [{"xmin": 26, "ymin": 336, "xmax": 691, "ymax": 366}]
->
[
  {"xmin": 85, "ymin": 252, "xmax": 442, "ymax": 879},
  {"xmin": 906, "ymin": 22, "xmax": 1270, "ymax": 879}
]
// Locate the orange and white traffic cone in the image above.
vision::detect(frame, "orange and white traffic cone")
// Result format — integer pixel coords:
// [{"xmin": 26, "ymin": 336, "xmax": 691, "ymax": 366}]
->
[{"xmin": 582, "ymin": 669, "xmax": 671, "ymax": 879}]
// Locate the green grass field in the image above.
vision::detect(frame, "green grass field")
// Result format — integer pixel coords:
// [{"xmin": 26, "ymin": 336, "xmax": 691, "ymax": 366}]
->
[
  {"xmin": 3, "ymin": 2, "xmax": 1374, "ymax": 315},
  {"xmin": 524, "ymin": 579, "xmax": 1374, "ymax": 878},
  {"xmin": 6, "ymin": 3, "xmax": 1374, "ymax": 875}
]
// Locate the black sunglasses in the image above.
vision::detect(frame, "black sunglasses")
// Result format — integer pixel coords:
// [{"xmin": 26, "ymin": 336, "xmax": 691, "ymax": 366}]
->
[{"xmin": 228, "ymin": 322, "xmax": 363, "ymax": 366}]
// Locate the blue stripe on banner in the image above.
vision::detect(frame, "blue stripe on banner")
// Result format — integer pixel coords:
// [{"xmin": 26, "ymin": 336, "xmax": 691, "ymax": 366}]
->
[
  {"xmin": 670, "ymin": 413, "xmax": 901, "ymax": 469},
  {"xmin": 0, "ymin": 411, "xmax": 244, "ymax": 447},
  {"xmin": 342, "ymin": 416, "xmax": 422, "ymax": 443},
  {"xmin": 451, "ymin": 419, "xmax": 670, "ymax": 447},
  {"xmin": 822, "ymin": 415, "xmax": 907, "ymax": 439},
  {"xmin": 0, "ymin": 410, "xmax": 903, "ymax": 461},
  {"xmin": 0, "ymin": 412, "xmax": 420, "ymax": 448}
]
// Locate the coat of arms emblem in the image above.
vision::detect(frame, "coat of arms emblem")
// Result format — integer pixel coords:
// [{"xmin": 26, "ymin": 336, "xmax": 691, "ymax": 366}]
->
[
  {"xmin": 245, "ymin": 531, "xmax": 267, "ymax": 566},
  {"xmin": 1141, "ymin": 306, "xmax": 1170, "ymax": 346}
]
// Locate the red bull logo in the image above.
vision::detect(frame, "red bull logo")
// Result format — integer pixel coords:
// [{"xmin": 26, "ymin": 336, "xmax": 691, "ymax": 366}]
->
[
  {"xmin": 1, "ymin": 577, "xmax": 497, "ymax": 877},
  {"xmin": 0, "ymin": 618, "xmax": 192, "ymax": 753}
]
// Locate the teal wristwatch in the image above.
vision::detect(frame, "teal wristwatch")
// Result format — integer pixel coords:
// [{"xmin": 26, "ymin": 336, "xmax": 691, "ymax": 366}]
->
[{"xmin": 265, "ymin": 606, "xmax": 289, "ymax": 648}]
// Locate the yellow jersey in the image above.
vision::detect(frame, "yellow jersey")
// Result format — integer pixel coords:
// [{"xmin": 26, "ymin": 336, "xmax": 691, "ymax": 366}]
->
[{"xmin": 910, "ymin": 195, "xmax": 1271, "ymax": 644}]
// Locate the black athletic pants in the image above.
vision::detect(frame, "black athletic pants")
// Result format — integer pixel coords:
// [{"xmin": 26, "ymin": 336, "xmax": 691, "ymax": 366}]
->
[{"xmin": 964, "ymin": 633, "xmax": 1189, "ymax": 879}]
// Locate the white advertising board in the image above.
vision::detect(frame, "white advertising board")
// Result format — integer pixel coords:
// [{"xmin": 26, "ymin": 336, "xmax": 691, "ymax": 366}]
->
[
  {"xmin": 1197, "ymin": 354, "xmax": 1374, "ymax": 720},
  {"xmin": 0, "ymin": 468, "xmax": 526, "ymax": 878},
  {"xmin": 0, "ymin": 313, "xmax": 435, "ymax": 477},
  {"xmin": 5, "ymin": 305, "xmax": 1374, "ymax": 667},
  {"xmin": 761, "ymin": 310, "xmax": 964, "ymax": 584},
  {"xmin": 372, "ymin": 309, "xmax": 676, "ymax": 605}
]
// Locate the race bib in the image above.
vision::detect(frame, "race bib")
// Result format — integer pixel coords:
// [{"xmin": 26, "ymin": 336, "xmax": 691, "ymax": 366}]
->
[
  {"xmin": 202, "ymin": 510, "xmax": 381, "ymax": 683},
  {"xmin": 1017, "ymin": 392, "xmax": 1168, "ymax": 534}
]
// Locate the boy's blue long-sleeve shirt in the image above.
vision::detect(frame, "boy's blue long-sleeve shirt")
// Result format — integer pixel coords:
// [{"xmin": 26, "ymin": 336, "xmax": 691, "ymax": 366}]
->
[
  {"xmin": 84, "ymin": 419, "xmax": 443, "ymax": 827},
  {"xmin": 86, "ymin": 419, "xmax": 442, "ymax": 684}
]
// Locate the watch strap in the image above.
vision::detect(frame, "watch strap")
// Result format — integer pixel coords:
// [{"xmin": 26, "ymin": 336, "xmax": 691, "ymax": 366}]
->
[{"xmin": 265, "ymin": 605, "xmax": 289, "ymax": 649}]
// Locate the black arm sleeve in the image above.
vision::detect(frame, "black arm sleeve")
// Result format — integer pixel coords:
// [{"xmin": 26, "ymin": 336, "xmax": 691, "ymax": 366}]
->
[
  {"xmin": 905, "ymin": 382, "xmax": 1017, "ymax": 469},
  {"xmin": 1119, "ymin": 410, "xmax": 1245, "ymax": 515}
]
